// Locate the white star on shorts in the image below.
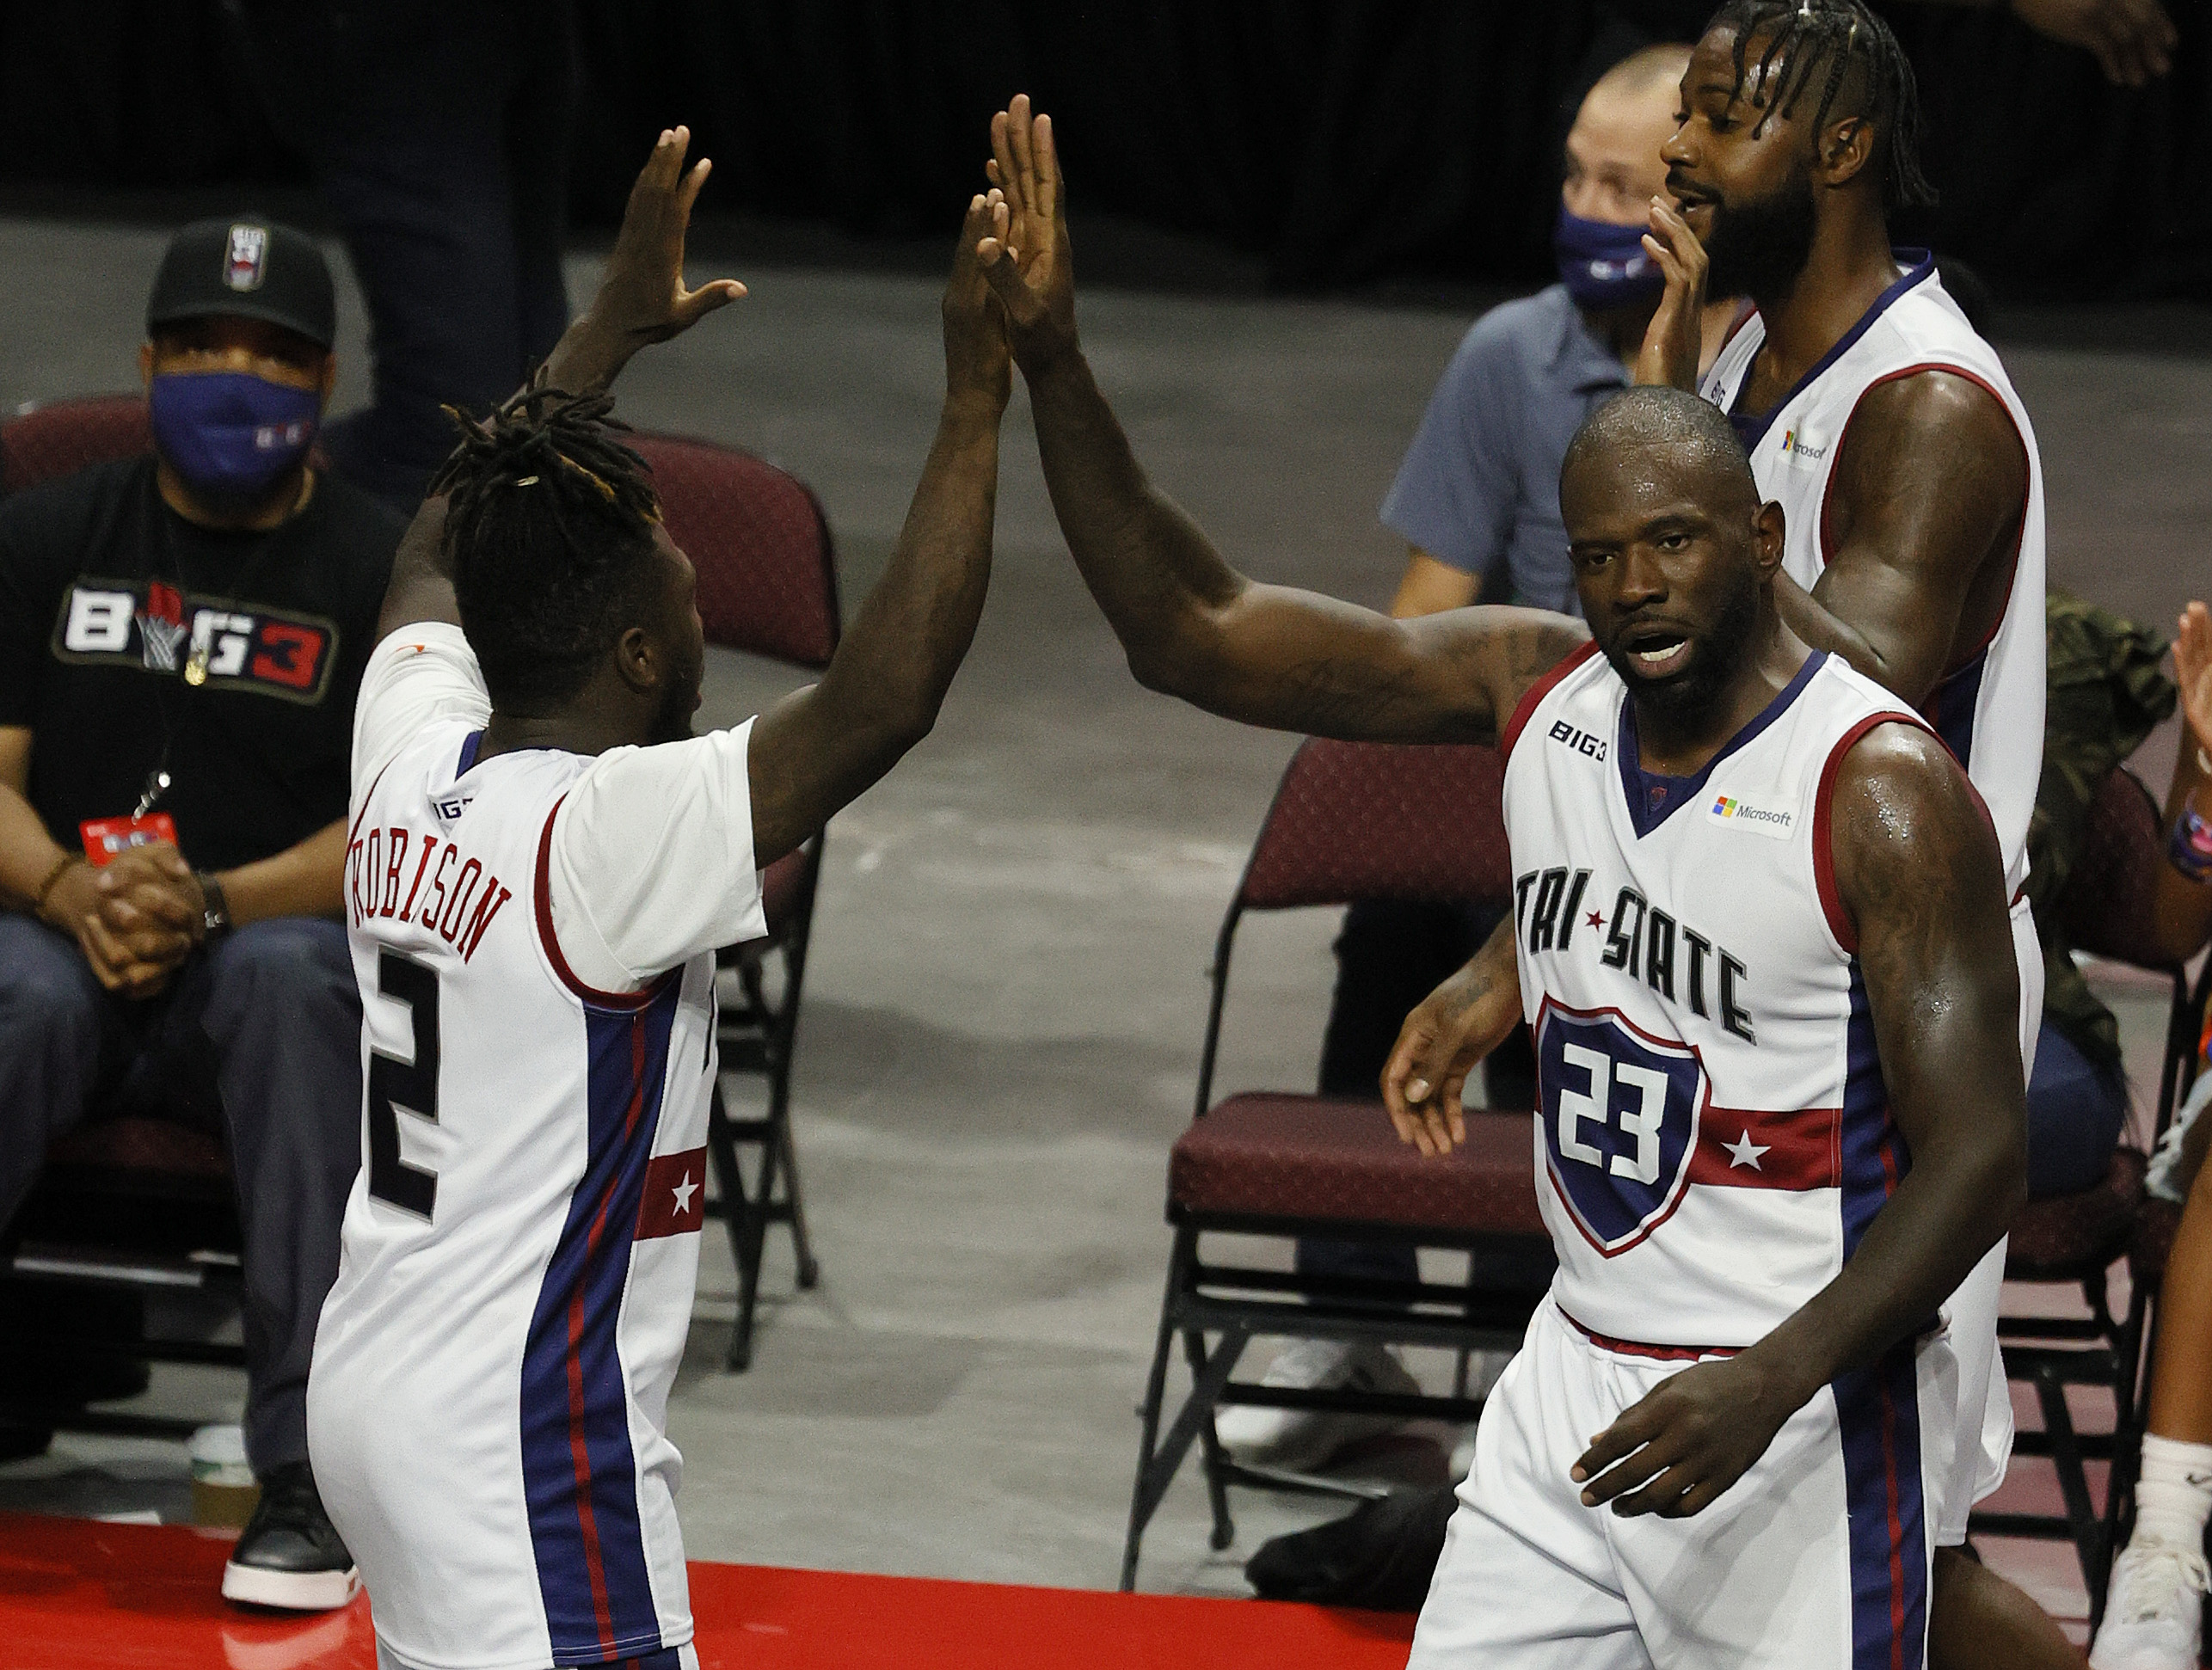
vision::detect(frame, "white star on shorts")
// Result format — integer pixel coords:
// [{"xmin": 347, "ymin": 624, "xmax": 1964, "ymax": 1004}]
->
[
  {"xmin": 1723, "ymin": 1130, "xmax": 1770, "ymax": 1170},
  {"xmin": 671, "ymin": 1172, "xmax": 698, "ymax": 1216}
]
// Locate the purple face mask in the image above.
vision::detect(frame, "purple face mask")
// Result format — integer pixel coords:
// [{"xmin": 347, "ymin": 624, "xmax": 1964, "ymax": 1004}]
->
[
  {"xmin": 148, "ymin": 371, "xmax": 320, "ymax": 500},
  {"xmin": 1553, "ymin": 206, "xmax": 1664, "ymax": 311}
]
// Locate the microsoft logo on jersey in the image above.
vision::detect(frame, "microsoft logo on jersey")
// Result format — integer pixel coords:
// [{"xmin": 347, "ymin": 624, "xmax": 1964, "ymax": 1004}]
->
[
  {"xmin": 1779, "ymin": 427, "xmax": 1827, "ymax": 463},
  {"xmin": 1708, "ymin": 794, "xmax": 1794, "ymax": 839}
]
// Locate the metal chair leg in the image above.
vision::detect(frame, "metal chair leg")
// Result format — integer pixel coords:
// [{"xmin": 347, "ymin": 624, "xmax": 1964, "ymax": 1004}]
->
[
  {"xmin": 704, "ymin": 1084, "xmax": 760, "ymax": 1372},
  {"xmin": 2032, "ymin": 1360, "xmax": 2107, "ymax": 1601},
  {"xmin": 771, "ymin": 1084, "xmax": 820, "ymax": 1290},
  {"xmin": 1183, "ymin": 1327, "xmax": 1238, "ymax": 1552},
  {"xmin": 1121, "ymin": 1231, "xmax": 1189, "ymax": 1592}
]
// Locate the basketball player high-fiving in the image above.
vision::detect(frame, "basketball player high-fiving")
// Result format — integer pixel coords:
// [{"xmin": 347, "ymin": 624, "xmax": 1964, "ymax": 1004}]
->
[{"xmin": 306, "ymin": 132, "xmax": 1015, "ymax": 1670}]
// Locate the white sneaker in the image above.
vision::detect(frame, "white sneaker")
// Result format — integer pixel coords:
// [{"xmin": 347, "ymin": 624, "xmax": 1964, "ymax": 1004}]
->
[
  {"xmin": 2090, "ymin": 1539, "xmax": 2209, "ymax": 1669},
  {"xmin": 1211, "ymin": 1339, "xmax": 1422, "ymax": 1471}
]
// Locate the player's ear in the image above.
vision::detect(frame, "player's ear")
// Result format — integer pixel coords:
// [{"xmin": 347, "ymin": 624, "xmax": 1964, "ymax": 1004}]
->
[
  {"xmin": 1752, "ymin": 500, "xmax": 1786, "ymax": 574},
  {"xmin": 1817, "ymin": 115, "xmax": 1875, "ymax": 189},
  {"xmin": 613, "ymin": 623, "xmax": 659, "ymax": 695},
  {"xmin": 138, "ymin": 341, "xmax": 155, "ymax": 391}
]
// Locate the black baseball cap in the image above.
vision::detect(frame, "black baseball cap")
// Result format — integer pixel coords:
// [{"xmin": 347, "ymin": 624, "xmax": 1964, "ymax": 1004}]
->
[{"xmin": 145, "ymin": 216, "xmax": 336, "ymax": 350}]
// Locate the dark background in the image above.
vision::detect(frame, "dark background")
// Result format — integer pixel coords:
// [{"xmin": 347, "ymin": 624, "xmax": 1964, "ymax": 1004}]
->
[{"xmin": 0, "ymin": 0, "xmax": 2204, "ymax": 303}]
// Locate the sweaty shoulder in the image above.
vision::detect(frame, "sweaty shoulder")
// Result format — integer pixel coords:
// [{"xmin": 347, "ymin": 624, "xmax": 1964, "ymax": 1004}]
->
[{"xmin": 1822, "ymin": 719, "xmax": 2002, "ymax": 952}]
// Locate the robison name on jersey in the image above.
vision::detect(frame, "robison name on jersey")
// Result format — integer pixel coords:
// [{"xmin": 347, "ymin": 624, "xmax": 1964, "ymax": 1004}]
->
[{"xmin": 308, "ymin": 623, "xmax": 765, "ymax": 1670}]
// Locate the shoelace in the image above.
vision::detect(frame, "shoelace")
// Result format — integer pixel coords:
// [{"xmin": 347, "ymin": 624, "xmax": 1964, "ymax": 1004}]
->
[{"xmin": 2114, "ymin": 1544, "xmax": 2211, "ymax": 1624}]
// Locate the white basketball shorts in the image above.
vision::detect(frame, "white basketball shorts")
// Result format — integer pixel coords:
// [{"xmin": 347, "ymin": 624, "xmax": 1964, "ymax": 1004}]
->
[{"xmin": 1408, "ymin": 1294, "xmax": 1964, "ymax": 1669}]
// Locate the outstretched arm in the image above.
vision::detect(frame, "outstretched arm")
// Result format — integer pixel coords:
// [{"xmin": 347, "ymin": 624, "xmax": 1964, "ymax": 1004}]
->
[
  {"xmin": 741, "ymin": 193, "xmax": 1011, "ymax": 865},
  {"xmin": 1576, "ymin": 723, "xmax": 2026, "ymax": 1519},
  {"xmin": 376, "ymin": 127, "xmax": 745, "ymax": 642},
  {"xmin": 978, "ymin": 96, "xmax": 1587, "ymax": 745}
]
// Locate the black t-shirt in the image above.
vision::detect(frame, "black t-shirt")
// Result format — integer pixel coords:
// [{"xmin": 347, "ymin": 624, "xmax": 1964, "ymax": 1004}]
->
[{"xmin": 0, "ymin": 458, "xmax": 402, "ymax": 873}]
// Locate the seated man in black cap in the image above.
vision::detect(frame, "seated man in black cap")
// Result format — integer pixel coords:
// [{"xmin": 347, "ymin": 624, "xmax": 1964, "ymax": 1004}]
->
[{"xmin": 0, "ymin": 216, "xmax": 401, "ymax": 1610}]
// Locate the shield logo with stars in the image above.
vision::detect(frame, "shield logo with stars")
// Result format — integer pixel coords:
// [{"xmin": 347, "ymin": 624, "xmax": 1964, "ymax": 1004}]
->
[{"xmin": 1536, "ymin": 1000, "xmax": 1708, "ymax": 1257}]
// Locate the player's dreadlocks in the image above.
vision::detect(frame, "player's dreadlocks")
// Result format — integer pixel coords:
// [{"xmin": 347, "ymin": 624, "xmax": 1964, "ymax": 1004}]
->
[
  {"xmin": 1705, "ymin": 0, "xmax": 1936, "ymax": 212},
  {"xmin": 430, "ymin": 386, "xmax": 666, "ymax": 711}
]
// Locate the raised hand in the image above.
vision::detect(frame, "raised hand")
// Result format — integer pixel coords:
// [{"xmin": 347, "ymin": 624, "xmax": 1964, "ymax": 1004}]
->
[
  {"xmin": 942, "ymin": 191, "xmax": 1012, "ymax": 413},
  {"xmin": 976, "ymin": 95, "xmax": 1078, "ymax": 371},
  {"xmin": 1637, "ymin": 196, "xmax": 1710, "ymax": 391},
  {"xmin": 1380, "ymin": 924, "xmax": 1524, "ymax": 1156},
  {"xmin": 542, "ymin": 126, "xmax": 747, "ymax": 396},
  {"xmin": 2176, "ymin": 600, "xmax": 2211, "ymax": 756}
]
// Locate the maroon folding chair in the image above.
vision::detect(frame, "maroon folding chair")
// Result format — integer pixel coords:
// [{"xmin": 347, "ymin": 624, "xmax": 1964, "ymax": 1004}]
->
[
  {"xmin": 630, "ymin": 432, "xmax": 842, "ymax": 1372},
  {"xmin": 1121, "ymin": 736, "xmax": 1551, "ymax": 1590},
  {"xmin": 1972, "ymin": 765, "xmax": 2210, "ymax": 1631}
]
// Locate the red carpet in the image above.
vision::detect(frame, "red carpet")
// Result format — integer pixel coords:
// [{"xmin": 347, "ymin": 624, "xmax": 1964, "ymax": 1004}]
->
[{"xmin": 0, "ymin": 1512, "xmax": 1416, "ymax": 1670}]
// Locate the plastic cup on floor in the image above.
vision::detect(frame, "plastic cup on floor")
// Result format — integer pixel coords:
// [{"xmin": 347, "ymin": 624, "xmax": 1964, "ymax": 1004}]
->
[{"xmin": 188, "ymin": 1424, "xmax": 258, "ymax": 1528}]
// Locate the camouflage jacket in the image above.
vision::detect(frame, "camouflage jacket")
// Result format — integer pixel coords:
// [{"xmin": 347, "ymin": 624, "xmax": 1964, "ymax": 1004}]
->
[{"xmin": 2026, "ymin": 591, "xmax": 2178, "ymax": 1068}]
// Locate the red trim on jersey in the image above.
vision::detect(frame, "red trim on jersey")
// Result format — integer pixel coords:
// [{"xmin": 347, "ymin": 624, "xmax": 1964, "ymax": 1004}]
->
[
  {"xmin": 1499, "ymin": 638, "xmax": 1601, "ymax": 764},
  {"xmin": 1685, "ymin": 1102, "xmax": 1842, "ymax": 1190},
  {"xmin": 636, "ymin": 1147, "xmax": 709, "ymax": 1240},
  {"xmin": 1715, "ymin": 300, "xmax": 1760, "ymax": 360},
  {"xmin": 1815, "ymin": 710, "xmax": 1999, "ymax": 952},
  {"xmin": 346, "ymin": 759, "xmax": 396, "ymax": 845},
  {"xmin": 1558, "ymin": 1305, "xmax": 1742, "ymax": 1362},
  {"xmin": 1813, "ymin": 360, "xmax": 2031, "ymax": 677},
  {"xmin": 1815, "ymin": 715, "xmax": 1916, "ymax": 953},
  {"xmin": 533, "ymin": 798, "xmax": 678, "ymax": 1010}
]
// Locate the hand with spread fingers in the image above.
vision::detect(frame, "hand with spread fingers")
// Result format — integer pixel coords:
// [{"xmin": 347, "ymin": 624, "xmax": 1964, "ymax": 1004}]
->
[
  {"xmin": 1636, "ymin": 196, "xmax": 1711, "ymax": 392},
  {"xmin": 541, "ymin": 125, "xmax": 747, "ymax": 396},
  {"xmin": 975, "ymin": 94, "xmax": 1078, "ymax": 371},
  {"xmin": 1570, "ymin": 1350, "xmax": 1800, "ymax": 1520}
]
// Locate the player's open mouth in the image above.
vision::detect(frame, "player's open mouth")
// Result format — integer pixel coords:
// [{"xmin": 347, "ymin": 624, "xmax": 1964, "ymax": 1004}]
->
[{"xmin": 1626, "ymin": 635, "xmax": 1691, "ymax": 677}]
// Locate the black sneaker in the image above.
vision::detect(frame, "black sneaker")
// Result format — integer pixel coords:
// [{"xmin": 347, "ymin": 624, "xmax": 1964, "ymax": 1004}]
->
[{"xmin": 220, "ymin": 1461, "xmax": 360, "ymax": 1611}]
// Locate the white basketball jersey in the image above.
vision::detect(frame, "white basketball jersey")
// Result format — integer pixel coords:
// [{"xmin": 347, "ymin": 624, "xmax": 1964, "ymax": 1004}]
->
[
  {"xmin": 1699, "ymin": 252, "xmax": 2045, "ymax": 896},
  {"xmin": 310, "ymin": 633, "xmax": 754, "ymax": 1670},
  {"xmin": 1501, "ymin": 642, "xmax": 1929, "ymax": 1349}
]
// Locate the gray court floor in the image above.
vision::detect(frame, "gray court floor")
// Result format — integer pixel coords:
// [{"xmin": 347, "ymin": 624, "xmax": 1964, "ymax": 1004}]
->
[{"xmin": 0, "ymin": 217, "xmax": 2206, "ymax": 1613}]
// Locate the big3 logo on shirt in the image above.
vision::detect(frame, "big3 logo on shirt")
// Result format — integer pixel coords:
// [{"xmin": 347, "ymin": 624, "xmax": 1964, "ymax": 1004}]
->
[{"xmin": 54, "ymin": 579, "xmax": 336, "ymax": 703}]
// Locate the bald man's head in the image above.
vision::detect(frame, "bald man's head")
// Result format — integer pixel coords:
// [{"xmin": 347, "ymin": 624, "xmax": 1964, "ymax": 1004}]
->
[
  {"xmin": 1559, "ymin": 386, "xmax": 1783, "ymax": 725},
  {"xmin": 1563, "ymin": 45, "xmax": 1694, "ymax": 226},
  {"xmin": 1561, "ymin": 386, "xmax": 1761, "ymax": 524}
]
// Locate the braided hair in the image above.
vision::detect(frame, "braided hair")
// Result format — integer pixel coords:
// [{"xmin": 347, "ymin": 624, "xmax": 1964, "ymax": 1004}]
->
[
  {"xmin": 1704, "ymin": 0, "xmax": 1936, "ymax": 212},
  {"xmin": 430, "ymin": 387, "xmax": 665, "ymax": 711}
]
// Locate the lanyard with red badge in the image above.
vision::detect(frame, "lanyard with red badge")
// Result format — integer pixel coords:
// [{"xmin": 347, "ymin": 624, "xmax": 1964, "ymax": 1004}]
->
[{"xmin": 79, "ymin": 766, "xmax": 175, "ymax": 865}]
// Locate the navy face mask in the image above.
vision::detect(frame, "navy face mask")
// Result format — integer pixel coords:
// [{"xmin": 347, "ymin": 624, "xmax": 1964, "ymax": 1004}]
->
[
  {"xmin": 148, "ymin": 371, "xmax": 321, "ymax": 500},
  {"xmin": 1553, "ymin": 206, "xmax": 1665, "ymax": 311}
]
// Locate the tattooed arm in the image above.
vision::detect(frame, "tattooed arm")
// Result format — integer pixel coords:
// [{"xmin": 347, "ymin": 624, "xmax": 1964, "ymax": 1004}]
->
[
  {"xmin": 1574, "ymin": 721, "xmax": 2025, "ymax": 1520},
  {"xmin": 974, "ymin": 95, "xmax": 1587, "ymax": 744}
]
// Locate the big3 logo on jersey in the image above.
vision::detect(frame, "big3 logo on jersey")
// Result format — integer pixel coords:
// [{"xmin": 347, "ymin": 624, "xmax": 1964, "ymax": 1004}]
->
[{"xmin": 54, "ymin": 579, "xmax": 336, "ymax": 703}]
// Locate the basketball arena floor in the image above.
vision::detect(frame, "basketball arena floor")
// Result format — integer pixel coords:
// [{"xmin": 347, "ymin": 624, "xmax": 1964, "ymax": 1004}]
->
[{"xmin": 0, "ymin": 209, "xmax": 2205, "ymax": 1665}]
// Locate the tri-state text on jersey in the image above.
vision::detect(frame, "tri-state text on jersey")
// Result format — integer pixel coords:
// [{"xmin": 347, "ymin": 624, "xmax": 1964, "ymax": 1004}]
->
[{"xmin": 1514, "ymin": 863, "xmax": 1757, "ymax": 1044}]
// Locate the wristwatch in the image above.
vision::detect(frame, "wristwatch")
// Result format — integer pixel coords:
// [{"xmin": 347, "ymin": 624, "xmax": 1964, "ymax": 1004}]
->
[{"xmin": 196, "ymin": 871, "xmax": 232, "ymax": 938}]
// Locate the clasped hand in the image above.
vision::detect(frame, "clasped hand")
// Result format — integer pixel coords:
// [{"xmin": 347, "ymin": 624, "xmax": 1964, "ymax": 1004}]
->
[{"xmin": 46, "ymin": 843, "xmax": 204, "ymax": 998}]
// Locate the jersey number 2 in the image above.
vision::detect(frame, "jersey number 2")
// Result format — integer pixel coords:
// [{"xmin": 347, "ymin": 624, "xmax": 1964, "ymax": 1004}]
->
[{"xmin": 368, "ymin": 950, "xmax": 440, "ymax": 1219}]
